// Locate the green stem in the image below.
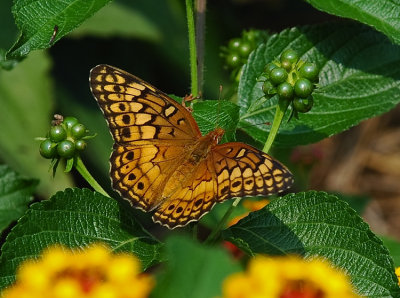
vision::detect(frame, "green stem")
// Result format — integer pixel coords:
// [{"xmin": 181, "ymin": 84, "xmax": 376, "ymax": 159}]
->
[
  {"xmin": 185, "ymin": 0, "xmax": 198, "ymax": 96},
  {"xmin": 205, "ymin": 197, "xmax": 241, "ymax": 244},
  {"xmin": 75, "ymin": 156, "xmax": 109, "ymax": 197},
  {"xmin": 262, "ymin": 99, "xmax": 290, "ymax": 154}
]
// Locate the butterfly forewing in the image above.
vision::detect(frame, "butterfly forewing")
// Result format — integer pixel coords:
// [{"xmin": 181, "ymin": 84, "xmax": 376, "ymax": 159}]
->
[
  {"xmin": 90, "ymin": 64, "xmax": 294, "ymax": 229},
  {"xmin": 90, "ymin": 65, "xmax": 201, "ymax": 145}
]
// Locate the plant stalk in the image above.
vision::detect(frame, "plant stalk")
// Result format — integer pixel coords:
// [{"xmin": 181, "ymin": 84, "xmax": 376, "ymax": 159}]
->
[
  {"xmin": 185, "ymin": 0, "xmax": 199, "ymax": 97},
  {"xmin": 262, "ymin": 99, "xmax": 290, "ymax": 154},
  {"xmin": 75, "ymin": 156, "xmax": 109, "ymax": 197}
]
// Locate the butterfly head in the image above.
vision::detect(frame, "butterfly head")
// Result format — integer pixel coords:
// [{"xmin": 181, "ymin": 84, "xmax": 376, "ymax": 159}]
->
[{"xmin": 210, "ymin": 127, "xmax": 225, "ymax": 145}]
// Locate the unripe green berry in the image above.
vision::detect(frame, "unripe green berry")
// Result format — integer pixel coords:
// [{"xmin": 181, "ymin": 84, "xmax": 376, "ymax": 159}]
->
[
  {"xmin": 226, "ymin": 54, "xmax": 241, "ymax": 68},
  {"xmin": 49, "ymin": 125, "xmax": 67, "ymax": 143},
  {"xmin": 228, "ymin": 38, "xmax": 242, "ymax": 52},
  {"xmin": 40, "ymin": 139, "xmax": 57, "ymax": 159},
  {"xmin": 71, "ymin": 124, "xmax": 86, "ymax": 139},
  {"xmin": 75, "ymin": 139, "xmax": 87, "ymax": 151},
  {"xmin": 280, "ymin": 49, "xmax": 299, "ymax": 66},
  {"xmin": 299, "ymin": 62, "xmax": 319, "ymax": 82},
  {"xmin": 238, "ymin": 41, "xmax": 252, "ymax": 58},
  {"xmin": 293, "ymin": 96, "xmax": 314, "ymax": 113},
  {"xmin": 277, "ymin": 82, "xmax": 294, "ymax": 100},
  {"xmin": 57, "ymin": 140, "xmax": 75, "ymax": 158},
  {"xmin": 294, "ymin": 78, "xmax": 313, "ymax": 98},
  {"xmin": 269, "ymin": 67, "xmax": 288, "ymax": 85},
  {"xmin": 264, "ymin": 63, "xmax": 278, "ymax": 77},
  {"xmin": 63, "ymin": 117, "xmax": 78, "ymax": 130}
]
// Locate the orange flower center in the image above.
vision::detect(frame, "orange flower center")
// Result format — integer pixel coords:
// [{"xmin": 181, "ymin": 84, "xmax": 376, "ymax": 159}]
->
[
  {"xmin": 57, "ymin": 268, "xmax": 105, "ymax": 293},
  {"xmin": 280, "ymin": 280, "xmax": 324, "ymax": 298}
]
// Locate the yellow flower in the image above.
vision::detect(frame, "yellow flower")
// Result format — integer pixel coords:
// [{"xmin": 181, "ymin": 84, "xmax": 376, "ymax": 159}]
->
[
  {"xmin": 395, "ymin": 267, "xmax": 400, "ymax": 285},
  {"xmin": 2, "ymin": 244, "xmax": 154, "ymax": 298},
  {"xmin": 222, "ymin": 255, "xmax": 362, "ymax": 298}
]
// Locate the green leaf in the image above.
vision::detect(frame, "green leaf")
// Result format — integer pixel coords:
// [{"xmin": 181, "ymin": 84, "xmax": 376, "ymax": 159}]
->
[
  {"xmin": 70, "ymin": 1, "xmax": 161, "ymax": 41},
  {"xmin": 0, "ymin": 188, "xmax": 162, "ymax": 290},
  {"xmin": 0, "ymin": 165, "xmax": 38, "ymax": 233},
  {"xmin": 193, "ymin": 100, "xmax": 240, "ymax": 142},
  {"xmin": 151, "ymin": 236, "xmax": 240, "ymax": 298},
  {"xmin": 381, "ymin": 236, "xmax": 400, "ymax": 267},
  {"xmin": 305, "ymin": 0, "xmax": 400, "ymax": 45},
  {"xmin": 6, "ymin": 0, "xmax": 113, "ymax": 61},
  {"xmin": 0, "ymin": 0, "xmax": 18, "ymax": 50},
  {"xmin": 222, "ymin": 191, "xmax": 400, "ymax": 297},
  {"xmin": 0, "ymin": 51, "xmax": 73, "ymax": 196},
  {"xmin": 239, "ymin": 24, "xmax": 400, "ymax": 147}
]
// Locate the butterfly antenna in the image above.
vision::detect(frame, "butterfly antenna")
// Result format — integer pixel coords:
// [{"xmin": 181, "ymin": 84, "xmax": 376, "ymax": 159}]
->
[{"xmin": 216, "ymin": 85, "xmax": 223, "ymax": 129}]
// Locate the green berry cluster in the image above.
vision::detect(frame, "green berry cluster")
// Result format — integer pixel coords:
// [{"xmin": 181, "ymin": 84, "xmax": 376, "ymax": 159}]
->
[
  {"xmin": 261, "ymin": 49, "xmax": 319, "ymax": 114},
  {"xmin": 221, "ymin": 30, "xmax": 269, "ymax": 81},
  {"xmin": 39, "ymin": 116, "xmax": 91, "ymax": 160}
]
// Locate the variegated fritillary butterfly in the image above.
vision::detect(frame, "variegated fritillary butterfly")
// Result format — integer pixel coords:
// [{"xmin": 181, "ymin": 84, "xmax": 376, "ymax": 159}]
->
[{"xmin": 89, "ymin": 65, "xmax": 293, "ymax": 229}]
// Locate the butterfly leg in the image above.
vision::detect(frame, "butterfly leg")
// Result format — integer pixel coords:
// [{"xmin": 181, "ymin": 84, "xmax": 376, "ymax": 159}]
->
[{"xmin": 182, "ymin": 93, "xmax": 201, "ymax": 113}]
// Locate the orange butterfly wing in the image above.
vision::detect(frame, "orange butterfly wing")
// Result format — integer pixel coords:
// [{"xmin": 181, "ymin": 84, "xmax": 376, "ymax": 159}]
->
[
  {"xmin": 153, "ymin": 142, "xmax": 293, "ymax": 228},
  {"xmin": 90, "ymin": 64, "xmax": 293, "ymax": 229},
  {"xmin": 90, "ymin": 65, "xmax": 201, "ymax": 211}
]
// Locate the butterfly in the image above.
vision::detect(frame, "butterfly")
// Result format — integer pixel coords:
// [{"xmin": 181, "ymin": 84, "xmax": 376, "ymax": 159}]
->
[{"xmin": 89, "ymin": 64, "xmax": 293, "ymax": 229}]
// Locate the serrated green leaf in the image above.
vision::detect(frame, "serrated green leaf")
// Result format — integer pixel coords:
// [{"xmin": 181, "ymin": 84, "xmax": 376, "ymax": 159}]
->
[
  {"xmin": 193, "ymin": 100, "xmax": 240, "ymax": 142},
  {"xmin": 305, "ymin": 0, "xmax": 400, "ymax": 45},
  {"xmin": 0, "ymin": 188, "xmax": 162, "ymax": 290},
  {"xmin": 0, "ymin": 51, "xmax": 73, "ymax": 196},
  {"xmin": 151, "ymin": 236, "xmax": 240, "ymax": 298},
  {"xmin": 222, "ymin": 191, "xmax": 400, "ymax": 297},
  {"xmin": 0, "ymin": 165, "xmax": 38, "ymax": 233},
  {"xmin": 6, "ymin": 0, "xmax": 113, "ymax": 61},
  {"xmin": 239, "ymin": 24, "xmax": 400, "ymax": 147}
]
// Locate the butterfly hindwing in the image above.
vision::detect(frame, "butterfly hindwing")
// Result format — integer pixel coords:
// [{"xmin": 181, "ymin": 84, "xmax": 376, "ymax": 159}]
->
[
  {"xmin": 153, "ymin": 143, "xmax": 293, "ymax": 228},
  {"xmin": 212, "ymin": 143, "xmax": 293, "ymax": 200},
  {"xmin": 153, "ymin": 158, "xmax": 217, "ymax": 228},
  {"xmin": 111, "ymin": 144, "xmax": 187, "ymax": 211}
]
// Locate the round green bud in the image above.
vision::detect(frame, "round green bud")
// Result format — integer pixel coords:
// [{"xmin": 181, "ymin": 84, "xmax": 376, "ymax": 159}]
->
[
  {"xmin": 262, "ymin": 80, "xmax": 275, "ymax": 95},
  {"xmin": 39, "ymin": 139, "xmax": 57, "ymax": 159},
  {"xmin": 228, "ymin": 38, "xmax": 242, "ymax": 52},
  {"xmin": 299, "ymin": 62, "xmax": 319, "ymax": 82},
  {"xmin": 277, "ymin": 82, "xmax": 294, "ymax": 100},
  {"xmin": 226, "ymin": 54, "xmax": 241, "ymax": 68},
  {"xmin": 49, "ymin": 125, "xmax": 67, "ymax": 143},
  {"xmin": 75, "ymin": 139, "xmax": 87, "ymax": 151},
  {"xmin": 293, "ymin": 96, "xmax": 314, "ymax": 113},
  {"xmin": 280, "ymin": 49, "xmax": 299, "ymax": 66},
  {"xmin": 238, "ymin": 41, "xmax": 252, "ymax": 58},
  {"xmin": 57, "ymin": 140, "xmax": 75, "ymax": 158},
  {"xmin": 63, "ymin": 117, "xmax": 79, "ymax": 130},
  {"xmin": 294, "ymin": 78, "xmax": 313, "ymax": 98},
  {"xmin": 269, "ymin": 67, "xmax": 288, "ymax": 85},
  {"xmin": 71, "ymin": 124, "xmax": 86, "ymax": 139},
  {"xmin": 264, "ymin": 63, "xmax": 278, "ymax": 77}
]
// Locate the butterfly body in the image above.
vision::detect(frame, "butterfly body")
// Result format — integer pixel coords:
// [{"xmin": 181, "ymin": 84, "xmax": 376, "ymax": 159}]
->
[{"xmin": 90, "ymin": 64, "xmax": 293, "ymax": 229}]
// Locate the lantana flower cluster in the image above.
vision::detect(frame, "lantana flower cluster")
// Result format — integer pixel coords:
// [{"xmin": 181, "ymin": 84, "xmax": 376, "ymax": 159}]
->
[{"xmin": 2, "ymin": 244, "xmax": 153, "ymax": 298}]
